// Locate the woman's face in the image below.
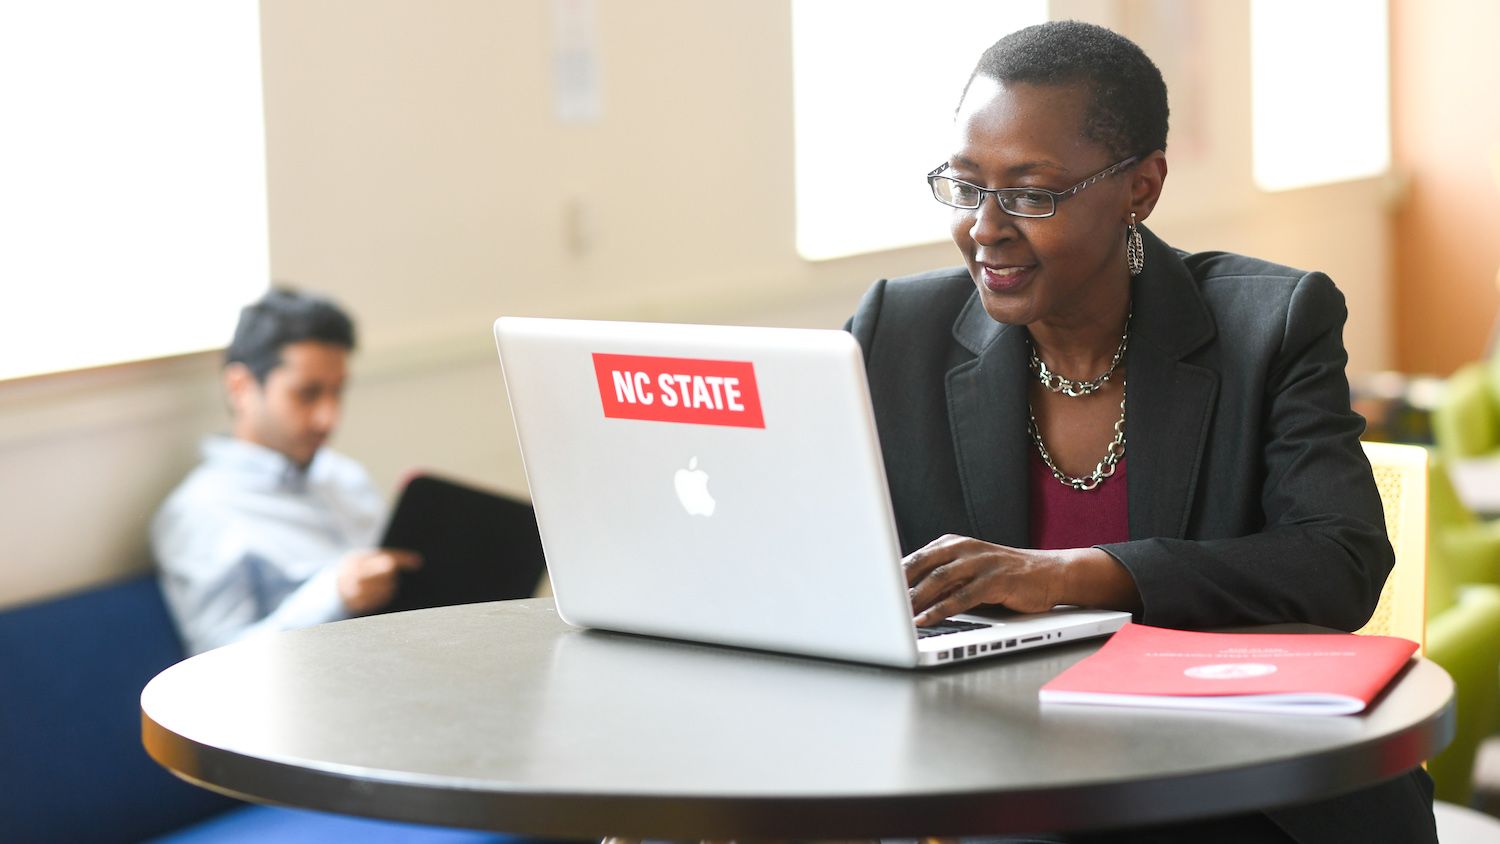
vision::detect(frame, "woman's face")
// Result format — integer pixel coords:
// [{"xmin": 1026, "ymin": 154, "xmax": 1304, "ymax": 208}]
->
[{"xmin": 946, "ymin": 77, "xmax": 1158, "ymax": 328}]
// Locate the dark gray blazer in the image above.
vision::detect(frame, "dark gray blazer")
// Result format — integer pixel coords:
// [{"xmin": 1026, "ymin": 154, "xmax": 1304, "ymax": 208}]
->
[
  {"xmin": 847, "ymin": 227, "xmax": 1434, "ymax": 843},
  {"xmin": 847, "ymin": 226, "xmax": 1393, "ymax": 632}
]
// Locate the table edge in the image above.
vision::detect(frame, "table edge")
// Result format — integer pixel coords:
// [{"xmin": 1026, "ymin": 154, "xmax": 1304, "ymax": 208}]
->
[{"xmin": 141, "ymin": 665, "xmax": 1457, "ymax": 838}]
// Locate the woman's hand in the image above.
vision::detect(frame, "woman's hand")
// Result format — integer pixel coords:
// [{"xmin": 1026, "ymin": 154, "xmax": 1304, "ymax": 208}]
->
[{"xmin": 903, "ymin": 534, "xmax": 1142, "ymax": 625}]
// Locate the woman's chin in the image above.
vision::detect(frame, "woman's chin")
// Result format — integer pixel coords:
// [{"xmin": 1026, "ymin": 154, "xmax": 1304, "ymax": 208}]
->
[
  {"xmin": 972, "ymin": 273, "xmax": 1039, "ymax": 324},
  {"xmin": 977, "ymin": 293, "xmax": 1036, "ymax": 326}
]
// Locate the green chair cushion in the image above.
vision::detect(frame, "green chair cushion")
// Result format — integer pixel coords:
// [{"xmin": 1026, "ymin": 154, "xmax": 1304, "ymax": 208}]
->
[
  {"xmin": 1425, "ymin": 584, "xmax": 1500, "ymax": 804},
  {"xmin": 1434, "ymin": 363, "xmax": 1499, "ymax": 461}
]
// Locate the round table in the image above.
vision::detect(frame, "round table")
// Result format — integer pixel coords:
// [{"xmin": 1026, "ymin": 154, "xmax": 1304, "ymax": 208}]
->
[{"xmin": 141, "ymin": 599, "xmax": 1455, "ymax": 838}]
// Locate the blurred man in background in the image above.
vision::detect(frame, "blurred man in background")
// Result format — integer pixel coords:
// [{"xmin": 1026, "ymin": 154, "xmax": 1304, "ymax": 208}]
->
[{"xmin": 152, "ymin": 288, "xmax": 417, "ymax": 655}]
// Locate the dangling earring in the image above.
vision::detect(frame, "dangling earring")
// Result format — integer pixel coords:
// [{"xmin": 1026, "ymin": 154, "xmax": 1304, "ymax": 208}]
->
[{"xmin": 1127, "ymin": 213, "xmax": 1144, "ymax": 277}]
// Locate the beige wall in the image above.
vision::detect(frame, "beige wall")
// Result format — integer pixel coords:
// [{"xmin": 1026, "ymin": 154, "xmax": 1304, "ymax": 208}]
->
[
  {"xmin": 257, "ymin": 0, "xmax": 957, "ymax": 497},
  {"xmin": 1390, "ymin": 0, "xmax": 1500, "ymax": 375},
  {"xmin": 0, "ymin": 355, "xmax": 229, "ymax": 608},
  {"xmin": 0, "ymin": 0, "xmax": 1395, "ymax": 610}
]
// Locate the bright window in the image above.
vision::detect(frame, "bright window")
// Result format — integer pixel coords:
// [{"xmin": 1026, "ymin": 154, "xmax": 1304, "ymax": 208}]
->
[
  {"xmin": 0, "ymin": 1, "xmax": 269, "ymax": 382},
  {"xmin": 1250, "ymin": 0, "xmax": 1390, "ymax": 192},
  {"xmin": 791, "ymin": 0, "xmax": 1047, "ymax": 261}
]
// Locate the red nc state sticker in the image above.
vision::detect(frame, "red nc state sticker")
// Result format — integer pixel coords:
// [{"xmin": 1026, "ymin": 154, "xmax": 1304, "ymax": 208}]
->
[{"xmin": 591, "ymin": 353, "xmax": 765, "ymax": 428}]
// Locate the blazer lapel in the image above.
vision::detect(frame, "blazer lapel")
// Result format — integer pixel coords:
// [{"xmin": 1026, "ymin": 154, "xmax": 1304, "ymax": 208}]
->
[
  {"xmin": 1125, "ymin": 228, "xmax": 1220, "ymax": 540},
  {"xmin": 947, "ymin": 295, "xmax": 1032, "ymax": 546},
  {"xmin": 941, "ymin": 226, "xmax": 1219, "ymax": 546}
]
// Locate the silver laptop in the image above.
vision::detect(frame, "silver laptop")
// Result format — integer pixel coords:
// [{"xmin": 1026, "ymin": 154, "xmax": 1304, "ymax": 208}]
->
[{"xmin": 493, "ymin": 316, "xmax": 1129, "ymax": 668}]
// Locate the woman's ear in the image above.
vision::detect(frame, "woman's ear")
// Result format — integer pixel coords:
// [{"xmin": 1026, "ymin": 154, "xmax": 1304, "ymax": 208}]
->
[{"xmin": 1127, "ymin": 150, "xmax": 1168, "ymax": 223}]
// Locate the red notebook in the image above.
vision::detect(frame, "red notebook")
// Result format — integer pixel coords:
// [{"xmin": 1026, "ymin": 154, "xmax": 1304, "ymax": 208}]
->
[{"xmin": 1039, "ymin": 623, "xmax": 1419, "ymax": 715}]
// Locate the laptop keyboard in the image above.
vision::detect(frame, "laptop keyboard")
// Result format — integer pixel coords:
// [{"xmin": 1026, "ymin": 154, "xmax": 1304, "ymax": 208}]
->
[{"xmin": 915, "ymin": 619, "xmax": 992, "ymax": 638}]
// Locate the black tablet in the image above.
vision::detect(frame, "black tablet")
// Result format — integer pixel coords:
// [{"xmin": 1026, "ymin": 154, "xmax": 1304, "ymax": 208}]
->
[{"xmin": 378, "ymin": 474, "xmax": 547, "ymax": 613}]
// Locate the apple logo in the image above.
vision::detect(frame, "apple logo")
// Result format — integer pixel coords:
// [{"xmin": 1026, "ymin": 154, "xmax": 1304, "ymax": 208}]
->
[{"xmin": 674, "ymin": 456, "xmax": 716, "ymax": 516}]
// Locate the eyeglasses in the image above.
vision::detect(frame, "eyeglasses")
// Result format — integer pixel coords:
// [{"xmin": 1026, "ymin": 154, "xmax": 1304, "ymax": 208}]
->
[{"xmin": 926, "ymin": 155, "xmax": 1139, "ymax": 218}]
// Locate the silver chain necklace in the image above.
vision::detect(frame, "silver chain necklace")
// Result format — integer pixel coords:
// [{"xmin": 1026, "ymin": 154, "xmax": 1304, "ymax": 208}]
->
[
  {"xmin": 1029, "ymin": 310, "xmax": 1131, "ymax": 396},
  {"xmin": 1030, "ymin": 381, "xmax": 1127, "ymax": 491}
]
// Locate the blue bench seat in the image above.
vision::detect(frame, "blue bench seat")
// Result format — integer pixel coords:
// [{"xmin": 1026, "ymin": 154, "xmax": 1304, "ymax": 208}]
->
[
  {"xmin": 146, "ymin": 805, "xmax": 517, "ymax": 843},
  {"xmin": 0, "ymin": 574, "xmax": 567, "ymax": 844}
]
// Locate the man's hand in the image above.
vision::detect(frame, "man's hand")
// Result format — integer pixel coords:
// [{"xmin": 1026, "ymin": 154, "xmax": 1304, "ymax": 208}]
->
[
  {"xmin": 903, "ymin": 535, "xmax": 1141, "ymax": 625},
  {"xmin": 336, "ymin": 548, "xmax": 421, "ymax": 614}
]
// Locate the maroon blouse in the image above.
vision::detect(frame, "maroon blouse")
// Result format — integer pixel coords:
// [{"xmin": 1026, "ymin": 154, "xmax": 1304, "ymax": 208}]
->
[{"xmin": 1027, "ymin": 447, "xmax": 1129, "ymax": 550}]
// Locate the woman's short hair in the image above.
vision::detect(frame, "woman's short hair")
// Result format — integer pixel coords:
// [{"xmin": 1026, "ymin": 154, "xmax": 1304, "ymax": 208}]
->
[
  {"xmin": 225, "ymin": 287, "xmax": 356, "ymax": 383},
  {"xmin": 963, "ymin": 20, "xmax": 1169, "ymax": 161}
]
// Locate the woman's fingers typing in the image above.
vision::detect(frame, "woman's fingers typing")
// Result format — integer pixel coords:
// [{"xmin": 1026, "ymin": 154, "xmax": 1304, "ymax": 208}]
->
[
  {"xmin": 904, "ymin": 539, "xmax": 1143, "ymax": 624},
  {"xmin": 904, "ymin": 537, "xmax": 1071, "ymax": 624}
]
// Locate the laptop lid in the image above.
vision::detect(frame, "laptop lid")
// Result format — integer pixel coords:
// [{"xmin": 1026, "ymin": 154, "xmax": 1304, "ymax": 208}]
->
[{"xmin": 495, "ymin": 317, "xmax": 920, "ymax": 667}]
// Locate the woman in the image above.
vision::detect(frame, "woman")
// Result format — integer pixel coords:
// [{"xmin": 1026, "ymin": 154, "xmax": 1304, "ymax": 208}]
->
[{"xmin": 848, "ymin": 21, "xmax": 1435, "ymax": 844}]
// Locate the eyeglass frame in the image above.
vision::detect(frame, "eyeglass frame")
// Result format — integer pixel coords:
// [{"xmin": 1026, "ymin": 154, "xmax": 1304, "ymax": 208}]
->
[{"xmin": 926, "ymin": 154, "xmax": 1141, "ymax": 218}]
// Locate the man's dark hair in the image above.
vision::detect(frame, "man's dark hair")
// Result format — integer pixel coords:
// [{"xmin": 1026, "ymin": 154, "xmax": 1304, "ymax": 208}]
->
[
  {"xmin": 962, "ymin": 20, "xmax": 1169, "ymax": 161},
  {"xmin": 225, "ymin": 287, "xmax": 356, "ymax": 383}
]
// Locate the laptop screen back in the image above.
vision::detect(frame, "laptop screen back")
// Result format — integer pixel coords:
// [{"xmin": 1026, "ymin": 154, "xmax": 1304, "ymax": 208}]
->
[{"xmin": 495, "ymin": 317, "xmax": 919, "ymax": 667}]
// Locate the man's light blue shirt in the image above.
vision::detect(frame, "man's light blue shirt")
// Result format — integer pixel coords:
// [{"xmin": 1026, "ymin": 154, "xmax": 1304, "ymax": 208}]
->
[{"xmin": 151, "ymin": 435, "xmax": 386, "ymax": 655}]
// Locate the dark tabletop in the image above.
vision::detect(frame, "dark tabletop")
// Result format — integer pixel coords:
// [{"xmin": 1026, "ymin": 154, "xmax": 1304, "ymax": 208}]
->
[{"xmin": 141, "ymin": 599, "xmax": 1455, "ymax": 838}]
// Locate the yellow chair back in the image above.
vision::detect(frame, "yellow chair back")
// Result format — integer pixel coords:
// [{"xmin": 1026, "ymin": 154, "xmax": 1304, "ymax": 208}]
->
[{"xmin": 1355, "ymin": 441, "xmax": 1429, "ymax": 650}]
